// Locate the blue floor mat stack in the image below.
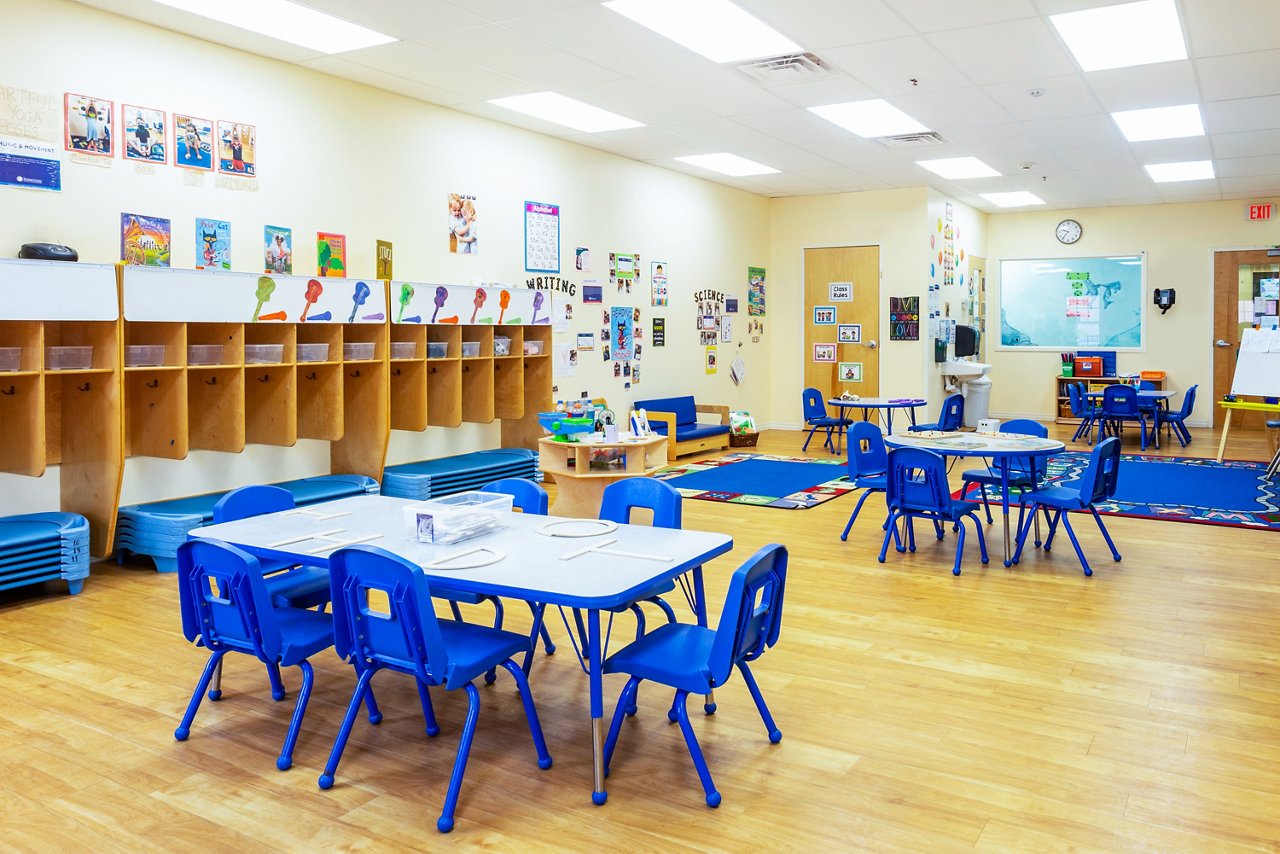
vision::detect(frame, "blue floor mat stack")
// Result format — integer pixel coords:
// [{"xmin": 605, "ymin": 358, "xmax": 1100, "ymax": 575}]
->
[
  {"xmin": 0, "ymin": 512, "xmax": 90, "ymax": 595},
  {"xmin": 116, "ymin": 474, "xmax": 379, "ymax": 573},
  {"xmin": 381, "ymin": 449, "xmax": 540, "ymax": 500}
]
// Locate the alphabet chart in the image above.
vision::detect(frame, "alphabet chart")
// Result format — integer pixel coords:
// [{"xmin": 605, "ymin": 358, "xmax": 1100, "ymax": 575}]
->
[{"xmin": 524, "ymin": 201, "xmax": 560, "ymax": 273}]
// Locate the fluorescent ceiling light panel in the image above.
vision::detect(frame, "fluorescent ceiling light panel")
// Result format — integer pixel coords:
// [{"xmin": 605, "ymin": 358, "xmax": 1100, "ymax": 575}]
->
[
  {"xmin": 603, "ymin": 0, "xmax": 801, "ymax": 63},
  {"xmin": 487, "ymin": 92, "xmax": 643, "ymax": 133},
  {"xmin": 1144, "ymin": 160, "xmax": 1215, "ymax": 182},
  {"xmin": 980, "ymin": 191, "xmax": 1046, "ymax": 208},
  {"xmin": 150, "ymin": 0, "xmax": 395, "ymax": 53},
  {"xmin": 807, "ymin": 100, "xmax": 930, "ymax": 138},
  {"xmin": 1112, "ymin": 104, "xmax": 1203, "ymax": 142},
  {"xmin": 674, "ymin": 153, "xmax": 779, "ymax": 176},
  {"xmin": 916, "ymin": 157, "xmax": 1000, "ymax": 179},
  {"xmin": 1050, "ymin": 0, "xmax": 1186, "ymax": 72}
]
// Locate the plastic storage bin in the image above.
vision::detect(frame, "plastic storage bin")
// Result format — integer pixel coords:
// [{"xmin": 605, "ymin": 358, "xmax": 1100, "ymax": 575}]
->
[
  {"xmin": 344, "ymin": 342, "xmax": 375, "ymax": 361},
  {"xmin": 461, "ymin": 341, "xmax": 481, "ymax": 358},
  {"xmin": 493, "ymin": 336, "xmax": 512, "ymax": 356},
  {"xmin": 296, "ymin": 343, "xmax": 329, "ymax": 362},
  {"xmin": 391, "ymin": 341, "xmax": 416, "ymax": 360},
  {"xmin": 522, "ymin": 340, "xmax": 544, "ymax": 356},
  {"xmin": 244, "ymin": 344, "xmax": 284, "ymax": 364},
  {"xmin": 0, "ymin": 347, "xmax": 21, "ymax": 372},
  {"xmin": 427, "ymin": 341, "xmax": 449, "ymax": 359},
  {"xmin": 126, "ymin": 345, "xmax": 165, "ymax": 367},
  {"xmin": 401, "ymin": 490, "xmax": 513, "ymax": 544},
  {"xmin": 45, "ymin": 346, "xmax": 93, "ymax": 370},
  {"xmin": 187, "ymin": 344, "xmax": 224, "ymax": 366}
]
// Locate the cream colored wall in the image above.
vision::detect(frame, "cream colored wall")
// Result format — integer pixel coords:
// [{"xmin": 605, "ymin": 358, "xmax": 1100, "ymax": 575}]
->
[
  {"xmin": 0, "ymin": 0, "xmax": 768, "ymax": 515},
  {"xmin": 985, "ymin": 201, "xmax": 1280, "ymax": 425},
  {"xmin": 925, "ymin": 190, "xmax": 988, "ymax": 402}
]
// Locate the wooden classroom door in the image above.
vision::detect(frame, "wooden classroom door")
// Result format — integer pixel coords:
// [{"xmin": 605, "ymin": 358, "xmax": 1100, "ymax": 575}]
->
[
  {"xmin": 804, "ymin": 246, "xmax": 880, "ymax": 404},
  {"xmin": 1213, "ymin": 249, "xmax": 1279, "ymax": 429}
]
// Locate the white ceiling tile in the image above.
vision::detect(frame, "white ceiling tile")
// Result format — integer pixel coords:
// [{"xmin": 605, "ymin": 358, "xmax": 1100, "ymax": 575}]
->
[
  {"xmin": 731, "ymin": 110, "xmax": 857, "ymax": 146},
  {"xmin": 982, "ymin": 74, "xmax": 1101, "ymax": 120},
  {"xmin": 1083, "ymin": 62, "xmax": 1200, "ymax": 112},
  {"xmin": 562, "ymin": 127, "xmax": 702, "ymax": 161},
  {"xmin": 1196, "ymin": 51, "xmax": 1280, "ymax": 103},
  {"xmin": 820, "ymin": 36, "xmax": 972, "ymax": 96},
  {"xmin": 1218, "ymin": 175, "xmax": 1280, "ymax": 195},
  {"xmin": 442, "ymin": 0, "xmax": 592, "ymax": 23},
  {"xmin": 895, "ymin": 0, "xmax": 1041, "ymax": 32},
  {"xmin": 1215, "ymin": 155, "xmax": 1280, "ymax": 179},
  {"xmin": 735, "ymin": 146, "xmax": 843, "ymax": 173},
  {"xmin": 1053, "ymin": 143, "xmax": 1139, "ymax": 171},
  {"xmin": 638, "ymin": 67, "xmax": 796, "ymax": 117},
  {"xmin": 895, "ymin": 87, "xmax": 1016, "ymax": 130},
  {"xmin": 1021, "ymin": 114, "xmax": 1125, "ymax": 148},
  {"xmin": 1066, "ymin": 168, "xmax": 1162, "ymax": 198},
  {"xmin": 800, "ymin": 138, "xmax": 924, "ymax": 168},
  {"xmin": 1128, "ymin": 137, "xmax": 1215, "ymax": 163},
  {"xmin": 794, "ymin": 166, "xmax": 888, "ymax": 191},
  {"xmin": 737, "ymin": 0, "xmax": 917, "ymax": 50},
  {"xmin": 1210, "ymin": 130, "xmax": 1280, "ymax": 159},
  {"xmin": 1157, "ymin": 186, "xmax": 1223, "ymax": 203},
  {"xmin": 927, "ymin": 19, "xmax": 1076, "ymax": 85},
  {"xmin": 738, "ymin": 172, "xmax": 834, "ymax": 196},
  {"xmin": 299, "ymin": 57, "xmax": 470, "ymax": 106},
  {"xmin": 301, "ymin": 0, "xmax": 488, "ymax": 40},
  {"xmin": 1204, "ymin": 96, "xmax": 1280, "ymax": 134},
  {"xmin": 765, "ymin": 75, "xmax": 879, "ymax": 110},
  {"xmin": 659, "ymin": 118, "xmax": 788, "ymax": 151},
  {"xmin": 557, "ymin": 79, "xmax": 709, "ymax": 126},
  {"xmin": 416, "ymin": 24, "xmax": 621, "ymax": 90},
  {"xmin": 341, "ymin": 40, "xmax": 536, "ymax": 101},
  {"xmin": 1182, "ymin": 0, "xmax": 1280, "ymax": 56}
]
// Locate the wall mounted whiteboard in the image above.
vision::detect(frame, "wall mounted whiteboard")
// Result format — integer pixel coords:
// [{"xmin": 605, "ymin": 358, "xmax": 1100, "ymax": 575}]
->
[
  {"xmin": 1231, "ymin": 328, "xmax": 1280, "ymax": 397},
  {"xmin": 997, "ymin": 254, "xmax": 1145, "ymax": 350},
  {"xmin": 0, "ymin": 259, "xmax": 119, "ymax": 320}
]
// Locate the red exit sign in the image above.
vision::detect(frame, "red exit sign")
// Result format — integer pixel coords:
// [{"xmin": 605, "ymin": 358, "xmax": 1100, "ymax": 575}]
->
[{"xmin": 1248, "ymin": 202, "xmax": 1273, "ymax": 220}]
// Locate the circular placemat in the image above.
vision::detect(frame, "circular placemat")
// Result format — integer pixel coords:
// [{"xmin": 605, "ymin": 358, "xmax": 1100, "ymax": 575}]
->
[{"xmin": 535, "ymin": 518, "xmax": 619, "ymax": 538}]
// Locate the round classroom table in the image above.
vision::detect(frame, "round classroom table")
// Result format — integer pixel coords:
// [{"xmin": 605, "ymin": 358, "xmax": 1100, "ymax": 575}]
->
[
  {"xmin": 827, "ymin": 397, "xmax": 927, "ymax": 436},
  {"xmin": 884, "ymin": 431, "xmax": 1064, "ymax": 567}
]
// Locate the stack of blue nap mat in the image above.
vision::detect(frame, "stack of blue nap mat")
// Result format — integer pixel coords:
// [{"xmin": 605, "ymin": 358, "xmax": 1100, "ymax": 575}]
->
[
  {"xmin": 116, "ymin": 474, "xmax": 379, "ymax": 573},
  {"xmin": 381, "ymin": 448, "xmax": 540, "ymax": 501},
  {"xmin": 0, "ymin": 512, "xmax": 90, "ymax": 595}
]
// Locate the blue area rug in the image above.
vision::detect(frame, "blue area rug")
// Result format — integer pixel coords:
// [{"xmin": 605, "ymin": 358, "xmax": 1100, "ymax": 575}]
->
[
  {"xmin": 991, "ymin": 452, "xmax": 1280, "ymax": 531},
  {"xmin": 654, "ymin": 453, "xmax": 853, "ymax": 509}
]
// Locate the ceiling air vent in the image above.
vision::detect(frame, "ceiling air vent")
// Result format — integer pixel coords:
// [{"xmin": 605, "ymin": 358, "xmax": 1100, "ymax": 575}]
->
[
  {"xmin": 736, "ymin": 52, "xmax": 831, "ymax": 85},
  {"xmin": 874, "ymin": 132, "xmax": 946, "ymax": 149}
]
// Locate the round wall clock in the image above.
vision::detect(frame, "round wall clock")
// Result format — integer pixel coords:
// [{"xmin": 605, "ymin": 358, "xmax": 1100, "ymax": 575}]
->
[{"xmin": 1055, "ymin": 219, "xmax": 1082, "ymax": 244}]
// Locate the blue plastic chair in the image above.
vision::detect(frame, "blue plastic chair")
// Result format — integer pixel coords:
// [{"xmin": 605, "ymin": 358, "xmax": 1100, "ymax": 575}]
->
[
  {"xmin": 959, "ymin": 418, "xmax": 1048, "ymax": 526},
  {"xmin": 1066, "ymin": 383, "xmax": 1099, "ymax": 444},
  {"xmin": 174, "ymin": 538, "xmax": 335, "ymax": 770},
  {"xmin": 1101, "ymin": 385, "xmax": 1149, "ymax": 450},
  {"xmin": 599, "ymin": 477, "xmax": 683, "ymax": 636},
  {"xmin": 801, "ymin": 387, "xmax": 848, "ymax": 453},
  {"xmin": 318, "ymin": 545, "xmax": 551, "ymax": 833},
  {"xmin": 1012, "ymin": 437, "xmax": 1122, "ymax": 577},
  {"xmin": 879, "ymin": 447, "xmax": 989, "ymax": 576},
  {"xmin": 1154, "ymin": 384, "xmax": 1197, "ymax": 448},
  {"xmin": 480, "ymin": 478, "xmax": 557, "ymax": 665},
  {"xmin": 840, "ymin": 421, "xmax": 888, "ymax": 541},
  {"xmin": 212, "ymin": 485, "xmax": 331, "ymax": 610},
  {"xmin": 602, "ymin": 544, "xmax": 788, "ymax": 808},
  {"xmin": 909, "ymin": 393, "xmax": 964, "ymax": 432}
]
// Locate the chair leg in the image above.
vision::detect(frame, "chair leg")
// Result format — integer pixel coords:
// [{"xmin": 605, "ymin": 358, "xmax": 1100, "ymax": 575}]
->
[
  {"xmin": 1057, "ymin": 513, "xmax": 1094, "ymax": 577},
  {"xmin": 175, "ymin": 650, "xmax": 226, "ymax": 740},
  {"xmin": 978, "ymin": 484, "xmax": 993, "ymax": 525},
  {"xmin": 802, "ymin": 425, "xmax": 818, "ymax": 452},
  {"xmin": 1089, "ymin": 507, "xmax": 1122, "ymax": 563},
  {"xmin": 971, "ymin": 513, "xmax": 989, "ymax": 565},
  {"xmin": 209, "ymin": 658, "xmax": 223, "ymax": 701},
  {"xmin": 603, "ymin": 676, "xmax": 641, "ymax": 776},
  {"xmin": 415, "ymin": 680, "xmax": 439, "ymax": 736},
  {"xmin": 877, "ymin": 512, "xmax": 899, "ymax": 563},
  {"xmin": 266, "ymin": 662, "xmax": 286, "ymax": 701},
  {"xmin": 275, "ymin": 659, "xmax": 315, "ymax": 771},
  {"xmin": 672, "ymin": 689, "xmax": 720, "ymax": 807},
  {"xmin": 1043, "ymin": 509, "xmax": 1062, "ymax": 551},
  {"xmin": 318, "ymin": 667, "xmax": 377, "ymax": 790},
  {"xmin": 952, "ymin": 519, "xmax": 966, "ymax": 576},
  {"xmin": 841, "ymin": 488, "xmax": 875, "ymax": 541},
  {"xmin": 906, "ymin": 517, "xmax": 917, "ymax": 552},
  {"xmin": 482, "ymin": 597, "xmax": 506, "ymax": 685},
  {"xmin": 647, "ymin": 595, "xmax": 678, "ymax": 624},
  {"xmin": 437, "ymin": 682, "xmax": 482, "ymax": 833},
  {"xmin": 500, "ymin": 659, "xmax": 553, "ymax": 770},
  {"xmin": 1012, "ymin": 502, "xmax": 1036, "ymax": 564},
  {"xmin": 737, "ymin": 662, "xmax": 782, "ymax": 744}
]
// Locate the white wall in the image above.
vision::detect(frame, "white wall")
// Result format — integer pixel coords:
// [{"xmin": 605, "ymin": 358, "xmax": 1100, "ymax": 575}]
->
[
  {"xmin": 925, "ymin": 190, "xmax": 988, "ymax": 404},
  {"xmin": 0, "ymin": 0, "xmax": 769, "ymax": 513}
]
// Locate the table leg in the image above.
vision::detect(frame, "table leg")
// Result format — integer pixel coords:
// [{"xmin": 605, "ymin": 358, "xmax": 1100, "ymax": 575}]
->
[
  {"xmin": 1216, "ymin": 409, "xmax": 1232, "ymax": 463},
  {"xmin": 1001, "ymin": 467, "xmax": 1013, "ymax": 567},
  {"xmin": 588, "ymin": 608, "xmax": 607, "ymax": 805},
  {"xmin": 886, "ymin": 409, "xmax": 894, "ymax": 435},
  {"xmin": 692, "ymin": 567, "xmax": 715, "ymax": 713}
]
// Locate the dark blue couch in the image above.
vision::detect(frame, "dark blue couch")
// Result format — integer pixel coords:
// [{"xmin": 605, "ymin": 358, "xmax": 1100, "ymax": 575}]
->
[{"xmin": 632, "ymin": 395, "xmax": 730, "ymax": 458}]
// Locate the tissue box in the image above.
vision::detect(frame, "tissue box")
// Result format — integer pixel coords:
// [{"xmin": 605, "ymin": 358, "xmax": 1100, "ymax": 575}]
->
[{"xmin": 401, "ymin": 491, "xmax": 513, "ymax": 544}]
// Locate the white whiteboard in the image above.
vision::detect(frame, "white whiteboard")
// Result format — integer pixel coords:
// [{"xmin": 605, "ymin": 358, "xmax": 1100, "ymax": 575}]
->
[
  {"xmin": 123, "ymin": 267, "xmax": 388, "ymax": 323},
  {"xmin": 1230, "ymin": 328, "xmax": 1280, "ymax": 397},
  {"xmin": 0, "ymin": 259, "xmax": 119, "ymax": 320}
]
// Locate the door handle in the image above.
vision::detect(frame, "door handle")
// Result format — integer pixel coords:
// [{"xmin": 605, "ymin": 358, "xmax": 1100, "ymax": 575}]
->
[
  {"xmin": 1215, "ymin": 339, "xmax": 1231, "ymax": 348},
  {"xmin": 865, "ymin": 340, "xmax": 878, "ymax": 349}
]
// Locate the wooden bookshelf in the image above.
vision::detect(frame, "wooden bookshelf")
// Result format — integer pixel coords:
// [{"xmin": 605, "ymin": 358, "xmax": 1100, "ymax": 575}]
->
[{"xmin": 1054, "ymin": 374, "xmax": 1167, "ymax": 423}]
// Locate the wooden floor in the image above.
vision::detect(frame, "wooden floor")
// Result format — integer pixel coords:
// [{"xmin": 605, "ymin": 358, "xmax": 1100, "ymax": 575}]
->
[{"xmin": 3, "ymin": 423, "xmax": 1279, "ymax": 851}]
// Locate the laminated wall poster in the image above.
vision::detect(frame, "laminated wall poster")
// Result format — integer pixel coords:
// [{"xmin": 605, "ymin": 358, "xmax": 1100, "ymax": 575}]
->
[
  {"xmin": 264, "ymin": 225, "xmax": 292, "ymax": 274},
  {"xmin": 611, "ymin": 252, "xmax": 638, "ymax": 294},
  {"xmin": 216, "ymin": 120, "xmax": 256, "ymax": 177},
  {"xmin": 317, "ymin": 232, "xmax": 346, "ymax": 277},
  {"xmin": 610, "ymin": 305, "xmax": 634, "ymax": 359},
  {"xmin": 889, "ymin": 296, "xmax": 920, "ymax": 340},
  {"xmin": 120, "ymin": 212, "xmax": 171, "ymax": 267},
  {"xmin": 651, "ymin": 260, "xmax": 668, "ymax": 306},
  {"xmin": 748, "ymin": 266, "xmax": 766, "ymax": 315},
  {"xmin": 174, "ymin": 113, "xmax": 213, "ymax": 170},
  {"xmin": 524, "ymin": 201, "xmax": 559, "ymax": 273},
  {"xmin": 376, "ymin": 240, "xmax": 393, "ymax": 279},
  {"xmin": 448, "ymin": 193, "xmax": 479, "ymax": 254},
  {"xmin": 195, "ymin": 217, "xmax": 230, "ymax": 270},
  {"xmin": 122, "ymin": 105, "xmax": 164, "ymax": 163},
  {"xmin": 64, "ymin": 93, "xmax": 112, "ymax": 157}
]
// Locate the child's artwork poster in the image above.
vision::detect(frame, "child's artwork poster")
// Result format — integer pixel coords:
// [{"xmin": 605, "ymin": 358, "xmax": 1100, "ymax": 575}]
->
[
  {"xmin": 653, "ymin": 317, "xmax": 666, "ymax": 347},
  {"xmin": 264, "ymin": 225, "xmax": 292, "ymax": 274},
  {"xmin": 890, "ymin": 296, "xmax": 920, "ymax": 340},
  {"xmin": 123, "ymin": 105, "xmax": 164, "ymax": 163},
  {"xmin": 705, "ymin": 346, "xmax": 717, "ymax": 374},
  {"xmin": 838, "ymin": 362, "xmax": 864, "ymax": 383},
  {"xmin": 575, "ymin": 246, "xmax": 591, "ymax": 271},
  {"xmin": 376, "ymin": 239, "xmax": 393, "ymax": 279},
  {"xmin": 610, "ymin": 305, "xmax": 634, "ymax": 360},
  {"xmin": 610, "ymin": 252, "xmax": 638, "ymax": 294},
  {"xmin": 217, "ymin": 120, "xmax": 256, "ymax": 177},
  {"xmin": 174, "ymin": 113, "xmax": 213, "ymax": 170},
  {"xmin": 748, "ymin": 266, "xmax": 766, "ymax": 316},
  {"xmin": 317, "ymin": 232, "xmax": 347, "ymax": 278},
  {"xmin": 651, "ymin": 260, "xmax": 668, "ymax": 306},
  {"xmin": 448, "ymin": 193, "xmax": 478, "ymax": 254},
  {"xmin": 524, "ymin": 201, "xmax": 560, "ymax": 273},
  {"xmin": 582, "ymin": 281, "xmax": 603, "ymax": 303},
  {"xmin": 64, "ymin": 94, "xmax": 113, "ymax": 157},
  {"xmin": 195, "ymin": 217, "xmax": 231, "ymax": 270},
  {"xmin": 120, "ymin": 212, "xmax": 171, "ymax": 267}
]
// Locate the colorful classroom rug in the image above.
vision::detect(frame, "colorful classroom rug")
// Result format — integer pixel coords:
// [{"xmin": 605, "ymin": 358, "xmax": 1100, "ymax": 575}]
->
[
  {"xmin": 653, "ymin": 453, "xmax": 853, "ymax": 509},
  {"xmin": 963, "ymin": 452, "xmax": 1280, "ymax": 531}
]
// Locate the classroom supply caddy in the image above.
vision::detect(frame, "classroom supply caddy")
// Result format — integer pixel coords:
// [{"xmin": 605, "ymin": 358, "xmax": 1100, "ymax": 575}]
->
[{"xmin": 402, "ymin": 490, "xmax": 513, "ymax": 544}]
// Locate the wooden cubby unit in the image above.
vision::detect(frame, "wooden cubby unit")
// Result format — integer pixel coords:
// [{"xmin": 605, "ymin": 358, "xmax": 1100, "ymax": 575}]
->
[
  {"xmin": 1054, "ymin": 374, "xmax": 1167, "ymax": 423},
  {"xmin": 500, "ymin": 324, "xmax": 553, "ymax": 451},
  {"xmin": 188, "ymin": 367, "xmax": 245, "ymax": 452},
  {"xmin": 330, "ymin": 309, "xmax": 389, "ymax": 483}
]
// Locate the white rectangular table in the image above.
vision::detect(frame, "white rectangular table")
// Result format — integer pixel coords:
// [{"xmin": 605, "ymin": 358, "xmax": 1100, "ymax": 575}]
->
[{"xmin": 191, "ymin": 494, "xmax": 734, "ymax": 805}]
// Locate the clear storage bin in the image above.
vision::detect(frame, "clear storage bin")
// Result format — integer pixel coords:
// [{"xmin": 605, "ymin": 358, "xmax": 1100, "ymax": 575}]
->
[
  {"xmin": 391, "ymin": 341, "xmax": 417, "ymax": 360},
  {"xmin": 427, "ymin": 341, "xmax": 449, "ymax": 359},
  {"xmin": 401, "ymin": 491, "xmax": 513, "ymax": 544},
  {"xmin": 493, "ymin": 336, "xmax": 512, "ymax": 356},
  {"xmin": 522, "ymin": 340, "xmax": 544, "ymax": 355},
  {"xmin": 344, "ymin": 342, "xmax": 375, "ymax": 361},
  {"xmin": 244, "ymin": 344, "xmax": 284, "ymax": 364},
  {"xmin": 461, "ymin": 341, "xmax": 480, "ymax": 358},
  {"xmin": 0, "ymin": 347, "xmax": 21, "ymax": 372},
  {"xmin": 296, "ymin": 343, "xmax": 329, "ymax": 362},
  {"xmin": 45, "ymin": 346, "xmax": 93, "ymax": 370},
  {"xmin": 187, "ymin": 344, "xmax": 224, "ymax": 366},
  {"xmin": 126, "ymin": 345, "xmax": 165, "ymax": 367}
]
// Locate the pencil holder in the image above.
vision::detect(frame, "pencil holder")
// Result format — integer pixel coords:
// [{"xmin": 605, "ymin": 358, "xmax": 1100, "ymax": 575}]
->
[{"xmin": 1061, "ymin": 363, "xmax": 1073, "ymax": 377}]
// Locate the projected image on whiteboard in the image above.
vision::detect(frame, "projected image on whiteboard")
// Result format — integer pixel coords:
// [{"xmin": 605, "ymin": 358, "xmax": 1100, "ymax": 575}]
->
[{"xmin": 999, "ymin": 255, "xmax": 1144, "ymax": 349}]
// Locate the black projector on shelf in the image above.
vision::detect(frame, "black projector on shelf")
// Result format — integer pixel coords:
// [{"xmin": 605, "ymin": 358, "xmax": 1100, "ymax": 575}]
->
[{"xmin": 19, "ymin": 242, "xmax": 78, "ymax": 261}]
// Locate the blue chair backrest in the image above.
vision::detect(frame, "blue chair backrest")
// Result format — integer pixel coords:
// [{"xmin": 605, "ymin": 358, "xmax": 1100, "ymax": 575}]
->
[
  {"xmin": 1066, "ymin": 382, "xmax": 1084, "ymax": 417},
  {"xmin": 599, "ymin": 477, "xmax": 681, "ymax": 529},
  {"xmin": 1077, "ymin": 437, "xmax": 1122, "ymax": 504},
  {"xmin": 1138, "ymin": 380, "xmax": 1155, "ymax": 390},
  {"xmin": 885, "ymin": 447, "xmax": 951, "ymax": 514},
  {"xmin": 329, "ymin": 545, "xmax": 450, "ymax": 687},
  {"xmin": 707, "ymin": 544, "xmax": 788, "ymax": 685},
  {"xmin": 997, "ymin": 418, "xmax": 1048, "ymax": 478},
  {"xmin": 938, "ymin": 394, "xmax": 964, "ymax": 430},
  {"xmin": 212, "ymin": 484, "xmax": 295, "ymax": 523},
  {"xmin": 480, "ymin": 478, "xmax": 548, "ymax": 515},
  {"xmin": 178, "ymin": 538, "xmax": 282, "ymax": 660},
  {"xmin": 1177, "ymin": 384, "xmax": 1197, "ymax": 418},
  {"xmin": 802, "ymin": 387, "xmax": 828, "ymax": 422},
  {"xmin": 1102, "ymin": 384, "xmax": 1138, "ymax": 416},
  {"xmin": 847, "ymin": 421, "xmax": 887, "ymax": 479}
]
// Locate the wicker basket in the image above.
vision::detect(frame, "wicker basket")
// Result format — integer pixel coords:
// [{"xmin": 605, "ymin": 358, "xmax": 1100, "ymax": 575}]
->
[{"xmin": 729, "ymin": 431, "xmax": 759, "ymax": 447}]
